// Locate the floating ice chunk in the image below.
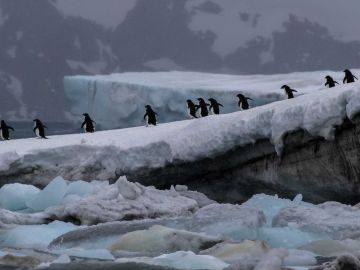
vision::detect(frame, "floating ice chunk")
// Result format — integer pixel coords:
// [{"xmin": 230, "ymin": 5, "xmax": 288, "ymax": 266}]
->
[
  {"xmin": 273, "ymin": 201, "xmax": 360, "ymax": 239},
  {"xmin": 258, "ymin": 226, "xmax": 329, "ymax": 249},
  {"xmin": 66, "ymin": 180, "xmax": 94, "ymax": 197},
  {"xmin": 283, "ymin": 249, "xmax": 317, "ymax": 267},
  {"xmin": 0, "ymin": 183, "xmax": 40, "ymax": 211},
  {"xmin": 243, "ymin": 194, "xmax": 309, "ymax": 225},
  {"xmin": 300, "ymin": 239, "xmax": 360, "ymax": 257},
  {"xmin": 154, "ymin": 251, "xmax": 229, "ymax": 270},
  {"xmin": 117, "ymin": 251, "xmax": 229, "ymax": 270},
  {"xmin": 177, "ymin": 190, "xmax": 217, "ymax": 208},
  {"xmin": 51, "ymin": 248, "xmax": 114, "ymax": 261},
  {"xmin": 109, "ymin": 225, "xmax": 222, "ymax": 255},
  {"xmin": 194, "ymin": 204, "xmax": 266, "ymax": 239},
  {"xmin": 0, "ymin": 221, "xmax": 78, "ymax": 249},
  {"xmin": 254, "ymin": 248, "xmax": 288, "ymax": 270},
  {"xmin": 26, "ymin": 176, "xmax": 68, "ymax": 211},
  {"xmin": 200, "ymin": 240, "xmax": 269, "ymax": 264},
  {"xmin": 0, "ymin": 208, "xmax": 48, "ymax": 226},
  {"xmin": 37, "ymin": 254, "xmax": 71, "ymax": 268},
  {"xmin": 116, "ymin": 176, "xmax": 143, "ymax": 200}
]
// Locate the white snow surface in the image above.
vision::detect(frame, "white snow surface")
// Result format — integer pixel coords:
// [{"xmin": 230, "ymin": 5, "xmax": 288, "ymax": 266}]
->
[
  {"xmin": 3, "ymin": 72, "xmax": 360, "ymax": 183},
  {"xmin": 64, "ymin": 70, "xmax": 346, "ymax": 129}
]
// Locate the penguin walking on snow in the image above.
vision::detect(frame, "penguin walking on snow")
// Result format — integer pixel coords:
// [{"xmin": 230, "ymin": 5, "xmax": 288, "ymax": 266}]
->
[
  {"xmin": 81, "ymin": 113, "xmax": 95, "ymax": 133},
  {"xmin": 208, "ymin": 98, "xmax": 223, "ymax": 115},
  {"xmin": 325, "ymin": 75, "xmax": 339, "ymax": 88},
  {"xmin": 196, "ymin": 98, "xmax": 210, "ymax": 117},
  {"xmin": 281, "ymin": 85, "xmax": 298, "ymax": 99},
  {"xmin": 186, "ymin": 100, "xmax": 198, "ymax": 119},
  {"xmin": 236, "ymin": 94, "xmax": 253, "ymax": 110},
  {"xmin": 144, "ymin": 105, "xmax": 158, "ymax": 126},
  {"xmin": 33, "ymin": 119, "xmax": 48, "ymax": 139},
  {"xmin": 343, "ymin": 69, "xmax": 358, "ymax": 84},
  {"xmin": 0, "ymin": 120, "xmax": 14, "ymax": 140}
]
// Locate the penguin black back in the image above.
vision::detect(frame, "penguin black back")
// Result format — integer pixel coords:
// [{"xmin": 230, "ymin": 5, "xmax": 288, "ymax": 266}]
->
[
  {"xmin": 0, "ymin": 120, "xmax": 14, "ymax": 140},
  {"xmin": 325, "ymin": 75, "xmax": 339, "ymax": 88},
  {"xmin": 144, "ymin": 105, "xmax": 158, "ymax": 126},
  {"xmin": 343, "ymin": 69, "xmax": 358, "ymax": 84},
  {"xmin": 81, "ymin": 113, "xmax": 95, "ymax": 133},
  {"xmin": 281, "ymin": 85, "xmax": 297, "ymax": 99},
  {"xmin": 208, "ymin": 98, "xmax": 224, "ymax": 115},
  {"xmin": 186, "ymin": 99, "xmax": 198, "ymax": 118},
  {"xmin": 236, "ymin": 94, "xmax": 252, "ymax": 110},
  {"xmin": 197, "ymin": 98, "xmax": 210, "ymax": 117},
  {"xmin": 33, "ymin": 119, "xmax": 48, "ymax": 139}
]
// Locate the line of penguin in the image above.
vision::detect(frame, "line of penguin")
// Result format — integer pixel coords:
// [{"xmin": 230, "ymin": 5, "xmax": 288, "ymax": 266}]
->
[{"xmin": 0, "ymin": 69, "xmax": 358, "ymax": 140}]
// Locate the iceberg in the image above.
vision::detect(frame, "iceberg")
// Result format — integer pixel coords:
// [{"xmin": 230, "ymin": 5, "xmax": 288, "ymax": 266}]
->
[
  {"xmin": 0, "ymin": 183, "xmax": 40, "ymax": 211},
  {"xmin": 26, "ymin": 176, "xmax": 68, "ymax": 211},
  {"xmin": 64, "ymin": 71, "xmax": 338, "ymax": 130},
  {"xmin": 0, "ymin": 221, "xmax": 78, "ymax": 250}
]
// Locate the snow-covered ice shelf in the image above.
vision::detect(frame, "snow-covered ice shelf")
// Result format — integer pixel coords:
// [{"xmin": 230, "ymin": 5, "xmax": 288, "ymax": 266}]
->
[{"xmin": 2, "ymin": 77, "xmax": 360, "ymax": 185}]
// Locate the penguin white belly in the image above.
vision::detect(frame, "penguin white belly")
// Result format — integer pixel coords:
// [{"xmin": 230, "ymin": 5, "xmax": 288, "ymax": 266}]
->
[
  {"xmin": 0, "ymin": 131, "xmax": 4, "ymax": 140},
  {"xmin": 209, "ymin": 107, "xmax": 214, "ymax": 115},
  {"xmin": 83, "ymin": 123, "xmax": 87, "ymax": 133},
  {"xmin": 35, "ymin": 128, "xmax": 40, "ymax": 138},
  {"xmin": 145, "ymin": 115, "xmax": 149, "ymax": 127},
  {"xmin": 187, "ymin": 107, "xmax": 194, "ymax": 119}
]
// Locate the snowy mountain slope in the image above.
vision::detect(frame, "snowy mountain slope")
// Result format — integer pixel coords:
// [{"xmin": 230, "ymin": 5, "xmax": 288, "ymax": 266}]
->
[
  {"xmin": 64, "ymin": 70, "xmax": 346, "ymax": 129},
  {"xmin": 0, "ymin": 79, "xmax": 359, "ymax": 188},
  {"xmin": 1, "ymin": 0, "xmax": 360, "ymax": 121}
]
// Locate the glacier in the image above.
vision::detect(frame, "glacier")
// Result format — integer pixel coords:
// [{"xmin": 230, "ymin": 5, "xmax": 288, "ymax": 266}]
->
[{"xmin": 64, "ymin": 70, "xmax": 343, "ymax": 129}]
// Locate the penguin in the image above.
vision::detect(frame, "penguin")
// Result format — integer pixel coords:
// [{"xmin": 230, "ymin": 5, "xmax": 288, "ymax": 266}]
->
[
  {"xmin": 343, "ymin": 69, "xmax": 358, "ymax": 84},
  {"xmin": 236, "ymin": 94, "xmax": 253, "ymax": 110},
  {"xmin": 81, "ymin": 113, "xmax": 95, "ymax": 133},
  {"xmin": 208, "ymin": 98, "xmax": 224, "ymax": 115},
  {"xmin": 33, "ymin": 119, "xmax": 48, "ymax": 139},
  {"xmin": 281, "ymin": 85, "xmax": 298, "ymax": 99},
  {"xmin": 0, "ymin": 120, "xmax": 14, "ymax": 140},
  {"xmin": 144, "ymin": 105, "xmax": 158, "ymax": 126},
  {"xmin": 186, "ymin": 100, "xmax": 198, "ymax": 119},
  {"xmin": 325, "ymin": 75, "xmax": 339, "ymax": 88},
  {"xmin": 196, "ymin": 98, "xmax": 210, "ymax": 117}
]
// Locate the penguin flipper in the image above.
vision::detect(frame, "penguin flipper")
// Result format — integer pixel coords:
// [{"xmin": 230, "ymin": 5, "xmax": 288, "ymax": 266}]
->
[
  {"xmin": 33, "ymin": 127, "xmax": 36, "ymax": 133},
  {"xmin": 355, "ymin": 75, "xmax": 358, "ymax": 80},
  {"xmin": 81, "ymin": 121, "xmax": 86, "ymax": 129},
  {"xmin": 143, "ymin": 113, "xmax": 148, "ymax": 120},
  {"xmin": 335, "ymin": 81, "xmax": 339, "ymax": 84},
  {"xmin": 8, "ymin": 127, "xmax": 14, "ymax": 131},
  {"xmin": 219, "ymin": 103, "xmax": 224, "ymax": 107}
]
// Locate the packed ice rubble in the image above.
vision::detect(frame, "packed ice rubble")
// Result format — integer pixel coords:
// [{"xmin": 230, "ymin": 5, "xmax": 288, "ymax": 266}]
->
[
  {"xmin": 64, "ymin": 70, "xmax": 348, "ymax": 129},
  {"xmin": 2, "ymin": 79, "xmax": 360, "ymax": 184},
  {"xmin": 0, "ymin": 176, "xmax": 200, "ymax": 226},
  {"xmin": 3, "ymin": 176, "xmax": 360, "ymax": 269}
]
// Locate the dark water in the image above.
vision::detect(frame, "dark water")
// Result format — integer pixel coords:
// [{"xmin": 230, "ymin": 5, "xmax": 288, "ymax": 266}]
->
[{"xmin": 6, "ymin": 121, "xmax": 82, "ymax": 139}]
